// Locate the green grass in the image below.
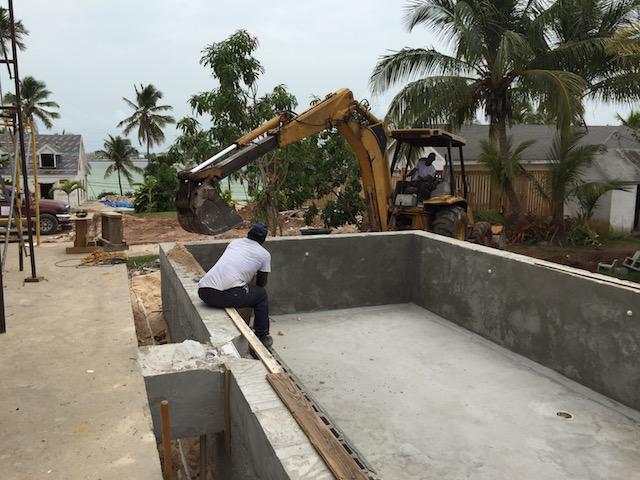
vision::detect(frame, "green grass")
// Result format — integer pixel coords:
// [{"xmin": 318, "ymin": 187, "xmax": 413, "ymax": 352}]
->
[
  {"xmin": 129, "ymin": 211, "xmax": 177, "ymax": 218},
  {"xmin": 600, "ymin": 230, "xmax": 640, "ymax": 244},
  {"xmin": 603, "ymin": 269, "xmax": 640, "ymax": 284},
  {"xmin": 127, "ymin": 255, "xmax": 159, "ymax": 268}
]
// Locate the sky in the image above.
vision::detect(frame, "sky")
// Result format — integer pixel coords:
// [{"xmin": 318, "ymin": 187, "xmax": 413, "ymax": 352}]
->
[{"xmin": 2, "ymin": 0, "xmax": 634, "ymax": 155}]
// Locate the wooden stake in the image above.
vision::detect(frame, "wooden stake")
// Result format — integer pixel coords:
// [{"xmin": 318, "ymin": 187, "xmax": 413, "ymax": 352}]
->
[{"xmin": 160, "ymin": 400, "xmax": 172, "ymax": 480}]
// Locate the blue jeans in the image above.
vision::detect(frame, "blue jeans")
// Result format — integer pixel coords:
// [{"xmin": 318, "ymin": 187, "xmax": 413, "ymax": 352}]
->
[{"xmin": 198, "ymin": 285, "xmax": 270, "ymax": 337}]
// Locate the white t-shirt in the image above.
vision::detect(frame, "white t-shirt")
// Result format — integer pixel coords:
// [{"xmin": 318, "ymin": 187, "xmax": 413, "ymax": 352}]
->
[
  {"xmin": 412, "ymin": 160, "xmax": 436, "ymax": 181},
  {"xmin": 198, "ymin": 237, "xmax": 271, "ymax": 290}
]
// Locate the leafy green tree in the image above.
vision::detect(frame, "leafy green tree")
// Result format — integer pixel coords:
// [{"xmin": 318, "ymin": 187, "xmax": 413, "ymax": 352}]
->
[
  {"xmin": 370, "ymin": 0, "xmax": 587, "ymax": 225},
  {"xmin": 133, "ymin": 155, "xmax": 179, "ymax": 213},
  {"xmin": 96, "ymin": 135, "xmax": 141, "ymax": 196},
  {"xmin": 188, "ymin": 30, "xmax": 290, "ymax": 232},
  {"xmin": 243, "ymin": 85, "xmax": 299, "ymax": 231},
  {"xmin": 169, "ymin": 117, "xmax": 216, "ymax": 168},
  {"xmin": 49, "ymin": 179, "xmax": 85, "ymax": 205},
  {"xmin": 118, "ymin": 84, "xmax": 175, "ymax": 160},
  {"xmin": 0, "ymin": 6, "xmax": 28, "ymax": 55},
  {"xmin": 182, "ymin": 31, "xmax": 370, "ymax": 231},
  {"xmin": 4, "ymin": 76, "xmax": 60, "ymax": 130},
  {"xmin": 189, "ymin": 30, "xmax": 262, "ymax": 148}
]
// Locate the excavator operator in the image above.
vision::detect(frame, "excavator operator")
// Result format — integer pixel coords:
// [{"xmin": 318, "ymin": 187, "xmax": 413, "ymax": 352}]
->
[{"xmin": 396, "ymin": 152, "xmax": 437, "ymax": 202}]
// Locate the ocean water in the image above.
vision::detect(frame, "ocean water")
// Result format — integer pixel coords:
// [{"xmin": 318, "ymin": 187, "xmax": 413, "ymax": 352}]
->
[
  {"xmin": 86, "ymin": 161, "xmax": 250, "ymax": 201},
  {"xmin": 87, "ymin": 161, "xmax": 146, "ymax": 199}
]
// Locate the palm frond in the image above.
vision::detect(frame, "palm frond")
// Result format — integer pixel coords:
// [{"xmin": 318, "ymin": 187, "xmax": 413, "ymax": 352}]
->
[
  {"xmin": 517, "ymin": 69, "xmax": 587, "ymax": 130},
  {"xmin": 370, "ymin": 48, "xmax": 470, "ymax": 94},
  {"xmin": 574, "ymin": 179, "xmax": 631, "ymax": 221},
  {"xmin": 385, "ymin": 76, "xmax": 478, "ymax": 128},
  {"xmin": 493, "ymin": 30, "xmax": 534, "ymax": 81}
]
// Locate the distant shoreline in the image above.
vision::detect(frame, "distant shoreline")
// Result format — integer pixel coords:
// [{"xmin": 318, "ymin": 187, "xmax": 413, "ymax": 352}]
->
[{"xmin": 87, "ymin": 158, "xmax": 149, "ymax": 163}]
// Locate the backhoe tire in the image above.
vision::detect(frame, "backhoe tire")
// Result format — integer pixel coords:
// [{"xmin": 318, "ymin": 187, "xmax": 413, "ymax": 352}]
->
[
  {"xmin": 432, "ymin": 206, "xmax": 468, "ymax": 240},
  {"xmin": 39, "ymin": 213, "xmax": 58, "ymax": 235},
  {"xmin": 470, "ymin": 221, "xmax": 492, "ymax": 246}
]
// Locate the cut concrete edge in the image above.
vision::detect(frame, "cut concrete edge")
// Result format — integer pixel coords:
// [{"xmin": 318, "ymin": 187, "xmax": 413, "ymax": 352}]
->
[{"xmin": 138, "ymin": 338, "xmax": 334, "ymax": 479}]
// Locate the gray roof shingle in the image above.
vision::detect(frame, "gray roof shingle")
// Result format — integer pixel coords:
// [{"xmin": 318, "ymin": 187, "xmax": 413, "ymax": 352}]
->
[
  {"xmin": 456, "ymin": 124, "xmax": 640, "ymax": 163},
  {"xmin": 0, "ymin": 134, "xmax": 83, "ymax": 178}
]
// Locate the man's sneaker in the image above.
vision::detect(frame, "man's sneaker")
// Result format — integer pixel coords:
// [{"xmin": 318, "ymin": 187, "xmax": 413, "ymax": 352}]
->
[{"xmin": 258, "ymin": 335, "xmax": 273, "ymax": 348}]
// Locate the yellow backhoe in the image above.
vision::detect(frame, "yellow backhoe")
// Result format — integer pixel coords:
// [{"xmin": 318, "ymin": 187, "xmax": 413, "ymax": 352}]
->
[{"xmin": 176, "ymin": 88, "xmax": 498, "ymax": 245}]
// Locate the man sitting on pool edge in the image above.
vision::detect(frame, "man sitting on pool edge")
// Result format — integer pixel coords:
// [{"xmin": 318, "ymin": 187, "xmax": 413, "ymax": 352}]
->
[{"xmin": 197, "ymin": 222, "xmax": 273, "ymax": 348}]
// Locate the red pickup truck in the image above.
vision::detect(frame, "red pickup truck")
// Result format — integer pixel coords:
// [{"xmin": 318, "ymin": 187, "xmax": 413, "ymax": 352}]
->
[{"xmin": 0, "ymin": 188, "xmax": 71, "ymax": 235}]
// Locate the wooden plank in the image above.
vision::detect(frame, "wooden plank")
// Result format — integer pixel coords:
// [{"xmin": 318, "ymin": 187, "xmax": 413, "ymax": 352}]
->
[
  {"xmin": 267, "ymin": 372, "xmax": 368, "ymax": 480},
  {"xmin": 225, "ymin": 307, "xmax": 283, "ymax": 374}
]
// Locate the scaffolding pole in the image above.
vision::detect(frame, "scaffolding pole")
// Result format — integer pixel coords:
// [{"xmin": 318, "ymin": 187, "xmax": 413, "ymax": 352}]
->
[{"xmin": 0, "ymin": 0, "xmax": 42, "ymax": 334}]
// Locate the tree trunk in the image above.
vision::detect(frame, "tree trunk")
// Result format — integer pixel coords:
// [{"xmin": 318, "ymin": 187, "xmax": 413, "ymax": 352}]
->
[
  {"xmin": 256, "ymin": 158, "xmax": 280, "ymax": 235},
  {"xmin": 117, "ymin": 170, "xmax": 123, "ymax": 196},
  {"xmin": 497, "ymin": 119, "xmax": 528, "ymax": 225},
  {"xmin": 552, "ymin": 203, "xmax": 564, "ymax": 226}
]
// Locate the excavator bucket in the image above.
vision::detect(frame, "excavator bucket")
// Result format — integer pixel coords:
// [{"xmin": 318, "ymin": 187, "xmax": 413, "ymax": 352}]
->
[{"xmin": 176, "ymin": 177, "xmax": 243, "ymax": 235}]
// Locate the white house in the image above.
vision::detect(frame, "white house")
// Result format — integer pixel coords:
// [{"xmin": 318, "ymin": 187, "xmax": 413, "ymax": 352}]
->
[
  {"xmin": 457, "ymin": 124, "xmax": 640, "ymax": 233},
  {"xmin": 584, "ymin": 143, "xmax": 640, "ymax": 231},
  {"xmin": 0, "ymin": 134, "xmax": 90, "ymax": 208}
]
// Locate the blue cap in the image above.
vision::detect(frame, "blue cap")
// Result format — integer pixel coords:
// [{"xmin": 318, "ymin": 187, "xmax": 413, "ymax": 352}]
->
[{"xmin": 248, "ymin": 222, "xmax": 268, "ymax": 243}]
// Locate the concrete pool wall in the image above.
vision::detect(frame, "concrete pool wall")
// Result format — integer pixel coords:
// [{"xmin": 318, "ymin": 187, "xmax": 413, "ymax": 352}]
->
[
  {"xmin": 147, "ymin": 231, "xmax": 640, "ymax": 479},
  {"xmin": 183, "ymin": 231, "xmax": 640, "ymax": 411}
]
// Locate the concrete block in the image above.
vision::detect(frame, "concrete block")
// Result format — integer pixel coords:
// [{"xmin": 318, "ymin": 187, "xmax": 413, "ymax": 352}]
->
[{"xmin": 139, "ymin": 342, "xmax": 226, "ymax": 440}]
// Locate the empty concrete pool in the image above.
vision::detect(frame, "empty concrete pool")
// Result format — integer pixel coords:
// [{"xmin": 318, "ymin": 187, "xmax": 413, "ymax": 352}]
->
[{"xmin": 144, "ymin": 231, "xmax": 640, "ymax": 479}]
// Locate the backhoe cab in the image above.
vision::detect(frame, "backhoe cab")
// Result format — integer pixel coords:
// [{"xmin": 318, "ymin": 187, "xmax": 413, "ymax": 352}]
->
[
  {"xmin": 388, "ymin": 129, "xmax": 490, "ymax": 243},
  {"xmin": 175, "ymin": 88, "xmax": 500, "ymax": 246}
]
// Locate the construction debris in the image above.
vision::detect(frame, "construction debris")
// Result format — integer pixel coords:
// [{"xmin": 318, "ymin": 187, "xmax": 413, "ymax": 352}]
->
[{"xmin": 81, "ymin": 250, "xmax": 127, "ymax": 265}]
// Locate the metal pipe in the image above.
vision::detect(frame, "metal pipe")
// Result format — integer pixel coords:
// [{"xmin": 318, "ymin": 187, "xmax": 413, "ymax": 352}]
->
[
  {"xmin": 191, "ymin": 144, "xmax": 237, "ymax": 173},
  {"xmin": 161, "ymin": 400, "xmax": 172, "ymax": 480}
]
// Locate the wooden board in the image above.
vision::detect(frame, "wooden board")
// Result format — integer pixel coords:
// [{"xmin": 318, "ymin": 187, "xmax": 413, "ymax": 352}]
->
[
  {"xmin": 267, "ymin": 372, "xmax": 368, "ymax": 480},
  {"xmin": 225, "ymin": 307, "xmax": 283, "ymax": 374}
]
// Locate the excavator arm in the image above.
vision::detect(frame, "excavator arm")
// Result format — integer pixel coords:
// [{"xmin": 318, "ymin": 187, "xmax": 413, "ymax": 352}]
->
[{"xmin": 176, "ymin": 89, "xmax": 393, "ymax": 235}]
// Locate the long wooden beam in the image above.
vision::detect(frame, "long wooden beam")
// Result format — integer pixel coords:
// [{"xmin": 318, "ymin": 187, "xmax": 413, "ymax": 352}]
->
[{"xmin": 267, "ymin": 372, "xmax": 369, "ymax": 480}]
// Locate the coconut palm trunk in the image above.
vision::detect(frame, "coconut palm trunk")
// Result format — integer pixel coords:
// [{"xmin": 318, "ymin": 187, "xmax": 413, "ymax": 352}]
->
[
  {"xmin": 117, "ymin": 171, "xmax": 124, "ymax": 197},
  {"xmin": 497, "ymin": 120, "xmax": 527, "ymax": 224}
]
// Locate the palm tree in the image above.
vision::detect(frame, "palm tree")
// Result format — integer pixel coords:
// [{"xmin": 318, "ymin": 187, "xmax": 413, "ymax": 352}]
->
[
  {"xmin": 370, "ymin": 0, "xmax": 588, "ymax": 225},
  {"xmin": 478, "ymin": 136, "xmax": 536, "ymax": 214},
  {"xmin": 543, "ymin": 129, "xmax": 606, "ymax": 225},
  {"xmin": 544, "ymin": 0, "xmax": 640, "ymax": 106},
  {"xmin": 0, "ymin": 6, "xmax": 28, "ymax": 56},
  {"xmin": 573, "ymin": 180, "xmax": 630, "ymax": 227},
  {"xmin": 3, "ymin": 76, "xmax": 60, "ymax": 130},
  {"xmin": 96, "ymin": 135, "xmax": 141, "ymax": 196},
  {"xmin": 49, "ymin": 180, "xmax": 85, "ymax": 206},
  {"xmin": 117, "ymin": 84, "xmax": 175, "ymax": 161},
  {"xmin": 616, "ymin": 109, "xmax": 640, "ymax": 142}
]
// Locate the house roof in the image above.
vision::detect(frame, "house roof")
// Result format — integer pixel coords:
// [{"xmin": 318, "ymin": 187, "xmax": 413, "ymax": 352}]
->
[
  {"xmin": 594, "ymin": 149, "xmax": 640, "ymax": 183},
  {"xmin": 456, "ymin": 124, "xmax": 640, "ymax": 163},
  {"xmin": 0, "ymin": 134, "xmax": 83, "ymax": 178}
]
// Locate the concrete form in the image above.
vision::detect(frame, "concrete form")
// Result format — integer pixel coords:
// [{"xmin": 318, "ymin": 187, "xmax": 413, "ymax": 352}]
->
[{"xmin": 152, "ymin": 232, "xmax": 640, "ymax": 479}]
